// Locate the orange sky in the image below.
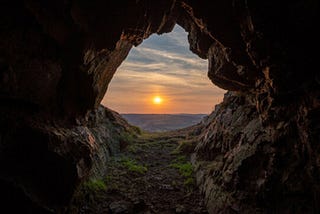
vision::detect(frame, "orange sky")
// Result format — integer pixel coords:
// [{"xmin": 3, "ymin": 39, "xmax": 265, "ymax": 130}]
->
[{"xmin": 101, "ymin": 25, "xmax": 225, "ymax": 114}]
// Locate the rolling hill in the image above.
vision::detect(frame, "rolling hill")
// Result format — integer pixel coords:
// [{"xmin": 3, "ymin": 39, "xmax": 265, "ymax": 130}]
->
[{"xmin": 121, "ymin": 114, "xmax": 207, "ymax": 132}]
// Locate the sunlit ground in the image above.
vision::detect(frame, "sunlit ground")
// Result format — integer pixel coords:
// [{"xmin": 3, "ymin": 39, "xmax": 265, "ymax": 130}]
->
[{"xmin": 101, "ymin": 25, "xmax": 225, "ymax": 114}]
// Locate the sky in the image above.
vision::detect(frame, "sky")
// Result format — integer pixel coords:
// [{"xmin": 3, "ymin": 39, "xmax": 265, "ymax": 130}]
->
[{"xmin": 101, "ymin": 25, "xmax": 225, "ymax": 114}]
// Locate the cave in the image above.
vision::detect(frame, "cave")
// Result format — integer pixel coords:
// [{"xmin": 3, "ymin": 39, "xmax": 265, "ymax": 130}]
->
[{"xmin": 0, "ymin": 0, "xmax": 319, "ymax": 214}]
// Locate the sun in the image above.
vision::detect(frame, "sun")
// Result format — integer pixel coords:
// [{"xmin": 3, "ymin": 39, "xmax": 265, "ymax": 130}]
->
[{"xmin": 153, "ymin": 96, "xmax": 163, "ymax": 105}]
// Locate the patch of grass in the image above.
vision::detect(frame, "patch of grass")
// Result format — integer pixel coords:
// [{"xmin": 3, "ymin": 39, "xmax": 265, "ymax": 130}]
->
[
  {"xmin": 183, "ymin": 177, "xmax": 195, "ymax": 191},
  {"xmin": 170, "ymin": 155, "xmax": 195, "ymax": 189},
  {"xmin": 126, "ymin": 136, "xmax": 178, "ymax": 154},
  {"xmin": 120, "ymin": 132, "xmax": 135, "ymax": 143},
  {"xmin": 127, "ymin": 141, "xmax": 159, "ymax": 153},
  {"xmin": 83, "ymin": 179, "xmax": 107, "ymax": 192},
  {"xmin": 171, "ymin": 139, "xmax": 197, "ymax": 155},
  {"xmin": 170, "ymin": 162, "xmax": 193, "ymax": 177},
  {"xmin": 120, "ymin": 157, "xmax": 148, "ymax": 174},
  {"xmin": 177, "ymin": 139, "xmax": 197, "ymax": 154},
  {"xmin": 173, "ymin": 155, "xmax": 187, "ymax": 163},
  {"xmin": 127, "ymin": 144, "xmax": 139, "ymax": 153},
  {"xmin": 184, "ymin": 177, "xmax": 195, "ymax": 186},
  {"xmin": 138, "ymin": 131, "xmax": 168, "ymax": 140},
  {"xmin": 105, "ymin": 175, "xmax": 113, "ymax": 183},
  {"xmin": 119, "ymin": 132, "xmax": 137, "ymax": 150},
  {"xmin": 69, "ymin": 178, "xmax": 107, "ymax": 212},
  {"xmin": 170, "ymin": 149, "xmax": 180, "ymax": 155},
  {"xmin": 131, "ymin": 125, "xmax": 142, "ymax": 135}
]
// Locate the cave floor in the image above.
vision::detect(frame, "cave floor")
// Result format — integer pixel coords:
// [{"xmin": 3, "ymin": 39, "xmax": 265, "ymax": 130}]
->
[{"xmin": 78, "ymin": 129, "xmax": 208, "ymax": 214}]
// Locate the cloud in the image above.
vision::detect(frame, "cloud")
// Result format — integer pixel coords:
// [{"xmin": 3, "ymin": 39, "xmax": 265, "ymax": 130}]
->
[
  {"xmin": 122, "ymin": 25, "xmax": 207, "ymax": 73},
  {"xmin": 132, "ymin": 47, "xmax": 206, "ymax": 66},
  {"xmin": 110, "ymin": 69, "xmax": 211, "ymax": 90},
  {"xmin": 102, "ymin": 25, "xmax": 225, "ymax": 113},
  {"xmin": 139, "ymin": 25, "xmax": 190, "ymax": 53}
]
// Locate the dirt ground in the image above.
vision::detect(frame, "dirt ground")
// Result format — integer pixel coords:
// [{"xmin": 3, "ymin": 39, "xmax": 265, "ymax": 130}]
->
[{"xmin": 75, "ymin": 130, "xmax": 208, "ymax": 214}]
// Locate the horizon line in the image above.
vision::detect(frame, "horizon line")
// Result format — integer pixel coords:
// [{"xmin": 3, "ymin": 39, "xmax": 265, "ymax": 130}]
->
[{"xmin": 120, "ymin": 113, "xmax": 209, "ymax": 115}]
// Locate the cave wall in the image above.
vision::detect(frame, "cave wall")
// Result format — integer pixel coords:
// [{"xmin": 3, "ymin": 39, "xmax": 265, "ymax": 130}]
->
[
  {"xmin": 0, "ymin": 0, "xmax": 178, "ymax": 117},
  {"xmin": 174, "ymin": 1, "xmax": 318, "ymax": 211},
  {"xmin": 0, "ymin": 104, "xmax": 139, "ymax": 213},
  {"xmin": 0, "ymin": 0, "xmax": 319, "ymax": 213},
  {"xmin": 0, "ymin": 0, "xmax": 177, "ymax": 212},
  {"xmin": 179, "ymin": 1, "xmax": 319, "ymax": 213},
  {"xmin": 193, "ymin": 91, "xmax": 319, "ymax": 213}
]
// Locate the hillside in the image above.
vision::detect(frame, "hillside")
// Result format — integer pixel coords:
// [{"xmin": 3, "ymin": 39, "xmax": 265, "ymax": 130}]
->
[{"xmin": 121, "ymin": 114, "xmax": 207, "ymax": 132}]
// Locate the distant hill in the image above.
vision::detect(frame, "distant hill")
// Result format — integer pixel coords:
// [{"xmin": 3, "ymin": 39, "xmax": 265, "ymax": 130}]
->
[{"xmin": 121, "ymin": 114, "xmax": 207, "ymax": 132}]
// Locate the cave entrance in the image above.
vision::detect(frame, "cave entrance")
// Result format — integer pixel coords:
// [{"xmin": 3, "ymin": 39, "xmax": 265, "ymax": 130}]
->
[{"xmin": 101, "ymin": 25, "xmax": 225, "ymax": 132}]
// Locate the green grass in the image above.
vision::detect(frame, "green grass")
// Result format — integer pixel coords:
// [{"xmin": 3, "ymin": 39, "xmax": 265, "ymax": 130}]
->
[
  {"xmin": 170, "ymin": 149, "xmax": 180, "ymax": 155},
  {"xmin": 83, "ymin": 179, "xmax": 107, "ymax": 192},
  {"xmin": 120, "ymin": 157, "xmax": 148, "ymax": 174},
  {"xmin": 119, "ymin": 132, "xmax": 135, "ymax": 143},
  {"xmin": 171, "ymin": 139, "xmax": 197, "ymax": 155},
  {"xmin": 170, "ymin": 155, "xmax": 195, "ymax": 189},
  {"xmin": 131, "ymin": 125, "xmax": 142, "ymax": 135},
  {"xmin": 173, "ymin": 155, "xmax": 187, "ymax": 163},
  {"xmin": 178, "ymin": 139, "xmax": 196, "ymax": 153},
  {"xmin": 184, "ymin": 177, "xmax": 195, "ymax": 186},
  {"xmin": 170, "ymin": 162, "xmax": 193, "ymax": 177},
  {"xmin": 126, "ymin": 137, "xmax": 177, "ymax": 153}
]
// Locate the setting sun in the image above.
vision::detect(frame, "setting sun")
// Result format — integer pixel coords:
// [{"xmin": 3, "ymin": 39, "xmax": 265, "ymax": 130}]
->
[
  {"xmin": 102, "ymin": 25, "xmax": 226, "ymax": 114},
  {"xmin": 153, "ymin": 96, "xmax": 163, "ymax": 105}
]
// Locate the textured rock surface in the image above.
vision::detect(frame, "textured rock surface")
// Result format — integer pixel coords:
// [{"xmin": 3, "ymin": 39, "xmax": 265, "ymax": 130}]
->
[
  {"xmin": 0, "ymin": 0, "xmax": 176, "ymax": 212},
  {"xmin": 0, "ymin": 0, "xmax": 177, "ymax": 117},
  {"xmin": 193, "ymin": 91, "xmax": 319, "ymax": 213},
  {"xmin": 179, "ymin": 1, "xmax": 319, "ymax": 213},
  {"xmin": 0, "ymin": 105, "xmax": 138, "ymax": 213},
  {"xmin": 0, "ymin": 0, "xmax": 319, "ymax": 213}
]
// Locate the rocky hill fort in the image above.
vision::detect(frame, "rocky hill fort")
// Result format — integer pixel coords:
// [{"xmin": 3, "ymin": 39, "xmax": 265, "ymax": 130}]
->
[{"xmin": 0, "ymin": 1, "xmax": 318, "ymax": 213}]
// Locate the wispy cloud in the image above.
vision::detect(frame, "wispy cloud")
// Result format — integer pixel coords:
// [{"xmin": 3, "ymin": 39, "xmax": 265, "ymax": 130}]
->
[{"xmin": 102, "ymin": 25, "xmax": 225, "ymax": 113}]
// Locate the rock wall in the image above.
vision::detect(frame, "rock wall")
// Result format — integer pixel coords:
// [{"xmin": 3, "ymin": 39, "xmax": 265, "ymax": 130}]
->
[
  {"xmin": 0, "ymin": 0, "xmax": 319, "ymax": 213},
  {"xmin": 178, "ymin": 1, "xmax": 319, "ymax": 213},
  {"xmin": 193, "ymin": 91, "xmax": 319, "ymax": 213},
  {"xmin": 0, "ymin": 0, "xmax": 176, "ymax": 212},
  {"xmin": 0, "ymin": 104, "xmax": 139, "ymax": 213}
]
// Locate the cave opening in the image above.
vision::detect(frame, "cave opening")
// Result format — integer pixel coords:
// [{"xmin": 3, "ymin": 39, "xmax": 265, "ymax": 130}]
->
[
  {"xmin": 101, "ymin": 25, "xmax": 225, "ymax": 132},
  {"xmin": 1, "ymin": 1, "xmax": 318, "ymax": 213}
]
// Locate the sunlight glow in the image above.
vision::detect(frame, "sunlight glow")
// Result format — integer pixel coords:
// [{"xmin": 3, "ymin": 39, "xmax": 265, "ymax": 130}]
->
[
  {"xmin": 153, "ymin": 96, "xmax": 163, "ymax": 105},
  {"xmin": 102, "ymin": 25, "xmax": 226, "ymax": 114}
]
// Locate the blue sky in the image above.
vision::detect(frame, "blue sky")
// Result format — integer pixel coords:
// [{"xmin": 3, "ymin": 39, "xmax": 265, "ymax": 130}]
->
[{"xmin": 101, "ymin": 25, "xmax": 225, "ymax": 114}]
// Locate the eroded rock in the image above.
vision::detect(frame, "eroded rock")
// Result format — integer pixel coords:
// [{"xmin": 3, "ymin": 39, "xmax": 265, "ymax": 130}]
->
[
  {"xmin": 0, "ymin": 0, "xmax": 319, "ymax": 213},
  {"xmin": 194, "ymin": 91, "xmax": 320, "ymax": 213}
]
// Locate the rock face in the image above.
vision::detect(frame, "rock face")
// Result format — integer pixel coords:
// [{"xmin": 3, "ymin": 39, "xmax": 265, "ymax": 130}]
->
[
  {"xmin": 179, "ymin": 1, "xmax": 319, "ymax": 213},
  {"xmin": 0, "ymin": 0, "xmax": 319, "ymax": 213},
  {"xmin": 0, "ymin": 104, "xmax": 139, "ymax": 213},
  {"xmin": 194, "ymin": 91, "xmax": 319, "ymax": 213}
]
